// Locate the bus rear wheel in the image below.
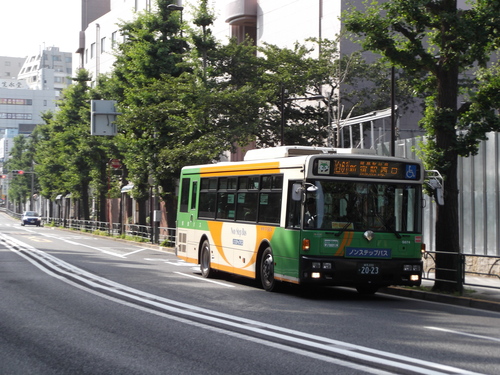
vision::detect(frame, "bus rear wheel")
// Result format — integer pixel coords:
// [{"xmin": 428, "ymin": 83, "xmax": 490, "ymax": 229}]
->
[
  {"xmin": 200, "ymin": 240, "xmax": 213, "ymax": 278},
  {"xmin": 260, "ymin": 247, "xmax": 277, "ymax": 292}
]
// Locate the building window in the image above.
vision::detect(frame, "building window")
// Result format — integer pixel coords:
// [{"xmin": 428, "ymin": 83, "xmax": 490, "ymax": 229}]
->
[
  {"xmin": 111, "ymin": 31, "xmax": 118, "ymax": 48},
  {"xmin": 52, "ymin": 55, "xmax": 62, "ymax": 62},
  {"xmin": 101, "ymin": 37, "xmax": 106, "ymax": 53},
  {"xmin": 91, "ymin": 43, "xmax": 96, "ymax": 58},
  {"xmin": 65, "ymin": 56, "xmax": 72, "ymax": 63}
]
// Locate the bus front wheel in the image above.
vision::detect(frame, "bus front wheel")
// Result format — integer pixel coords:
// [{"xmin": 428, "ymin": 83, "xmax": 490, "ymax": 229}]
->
[
  {"xmin": 260, "ymin": 247, "xmax": 277, "ymax": 292},
  {"xmin": 200, "ymin": 240, "xmax": 213, "ymax": 278}
]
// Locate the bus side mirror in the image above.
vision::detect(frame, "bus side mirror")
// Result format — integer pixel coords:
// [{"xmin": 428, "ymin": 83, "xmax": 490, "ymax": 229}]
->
[
  {"xmin": 292, "ymin": 183, "xmax": 302, "ymax": 201},
  {"xmin": 434, "ymin": 187, "xmax": 444, "ymax": 206},
  {"xmin": 425, "ymin": 170, "xmax": 444, "ymax": 206}
]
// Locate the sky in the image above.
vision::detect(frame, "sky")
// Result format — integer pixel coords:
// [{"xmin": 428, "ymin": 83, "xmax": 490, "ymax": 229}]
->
[{"xmin": 1, "ymin": 1, "xmax": 81, "ymax": 57}]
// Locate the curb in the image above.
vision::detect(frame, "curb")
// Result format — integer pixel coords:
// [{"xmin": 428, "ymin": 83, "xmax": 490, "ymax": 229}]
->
[{"xmin": 380, "ymin": 286, "xmax": 500, "ymax": 313}]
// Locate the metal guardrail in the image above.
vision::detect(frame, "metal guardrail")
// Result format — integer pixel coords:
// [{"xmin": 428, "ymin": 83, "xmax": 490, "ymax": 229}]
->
[
  {"xmin": 423, "ymin": 250, "xmax": 500, "ymax": 291},
  {"xmin": 43, "ymin": 217, "xmax": 176, "ymax": 247}
]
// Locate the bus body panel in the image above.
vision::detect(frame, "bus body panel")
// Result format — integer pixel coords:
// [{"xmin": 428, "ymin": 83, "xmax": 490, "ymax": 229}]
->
[{"xmin": 176, "ymin": 147, "xmax": 424, "ymax": 291}]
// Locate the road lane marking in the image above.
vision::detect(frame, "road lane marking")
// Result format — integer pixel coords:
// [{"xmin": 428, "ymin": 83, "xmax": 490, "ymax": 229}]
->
[
  {"xmin": 426, "ymin": 326, "xmax": 500, "ymax": 343},
  {"xmin": 175, "ymin": 272, "xmax": 235, "ymax": 288},
  {"xmin": 0, "ymin": 232, "xmax": 485, "ymax": 375},
  {"xmin": 123, "ymin": 248, "xmax": 149, "ymax": 257}
]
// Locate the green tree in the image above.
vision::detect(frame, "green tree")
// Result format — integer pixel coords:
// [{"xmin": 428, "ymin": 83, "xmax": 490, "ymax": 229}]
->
[
  {"xmin": 5, "ymin": 135, "xmax": 33, "ymax": 211},
  {"xmin": 36, "ymin": 69, "xmax": 114, "ymax": 220},
  {"xmin": 99, "ymin": 0, "xmax": 267, "ymax": 227},
  {"xmin": 255, "ymin": 38, "xmax": 413, "ymax": 148},
  {"xmin": 344, "ymin": 0, "xmax": 500, "ymax": 292}
]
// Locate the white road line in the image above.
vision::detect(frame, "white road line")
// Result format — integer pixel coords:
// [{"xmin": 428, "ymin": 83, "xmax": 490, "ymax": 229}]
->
[
  {"xmin": 0, "ymin": 232, "xmax": 486, "ymax": 375},
  {"xmin": 426, "ymin": 326, "xmax": 500, "ymax": 343},
  {"xmin": 175, "ymin": 272, "xmax": 235, "ymax": 288},
  {"xmin": 38, "ymin": 232, "xmax": 126, "ymax": 258},
  {"xmin": 123, "ymin": 248, "xmax": 149, "ymax": 257}
]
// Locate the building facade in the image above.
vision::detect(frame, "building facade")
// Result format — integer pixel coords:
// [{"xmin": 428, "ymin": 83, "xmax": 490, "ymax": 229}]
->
[
  {"xmin": 17, "ymin": 47, "xmax": 73, "ymax": 97},
  {"xmin": 0, "ymin": 56, "xmax": 25, "ymax": 80}
]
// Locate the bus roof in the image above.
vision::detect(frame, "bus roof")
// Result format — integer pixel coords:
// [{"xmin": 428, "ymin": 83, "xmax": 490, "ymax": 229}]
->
[{"xmin": 243, "ymin": 146, "xmax": 375, "ymax": 161}]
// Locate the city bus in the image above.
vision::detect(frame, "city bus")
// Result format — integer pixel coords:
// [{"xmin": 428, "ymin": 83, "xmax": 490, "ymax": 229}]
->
[{"xmin": 176, "ymin": 146, "xmax": 424, "ymax": 294}]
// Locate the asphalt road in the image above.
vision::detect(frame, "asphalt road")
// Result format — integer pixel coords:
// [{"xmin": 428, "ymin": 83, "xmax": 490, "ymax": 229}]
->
[{"xmin": 1, "ymin": 213, "xmax": 499, "ymax": 374}]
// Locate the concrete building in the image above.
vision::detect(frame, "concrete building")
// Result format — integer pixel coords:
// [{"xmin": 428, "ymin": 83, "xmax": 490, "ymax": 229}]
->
[
  {"xmin": 17, "ymin": 47, "xmax": 73, "ymax": 97},
  {"xmin": 0, "ymin": 56, "xmax": 26, "ymax": 80},
  {"xmin": 0, "ymin": 78, "xmax": 57, "ymax": 144},
  {"xmin": 78, "ymin": 1, "xmax": 347, "ymax": 80},
  {"xmin": 76, "ymin": 1, "xmax": 475, "ymax": 146}
]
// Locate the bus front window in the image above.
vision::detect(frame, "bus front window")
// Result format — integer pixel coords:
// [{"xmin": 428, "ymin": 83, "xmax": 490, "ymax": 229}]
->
[{"xmin": 303, "ymin": 181, "xmax": 421, "ymax": 233}]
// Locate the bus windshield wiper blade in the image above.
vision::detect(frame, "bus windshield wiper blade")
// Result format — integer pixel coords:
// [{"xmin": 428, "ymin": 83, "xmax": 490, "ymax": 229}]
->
[{"xmin": 335, "ymin": 222, "xmax": 353, "ymax": 237}]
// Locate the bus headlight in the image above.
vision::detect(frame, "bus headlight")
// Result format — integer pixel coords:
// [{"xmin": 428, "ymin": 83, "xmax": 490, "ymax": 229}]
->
[
  {"xmin": 410, "ymin": 274, "xmax": 420, "ymax": 282},
  {"xmin": 311, "ymin": 272, "xmax": 321, "ymax": 279}
]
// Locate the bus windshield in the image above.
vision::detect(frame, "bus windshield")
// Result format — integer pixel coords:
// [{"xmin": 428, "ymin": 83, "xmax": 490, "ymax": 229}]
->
[{"xmin": 303, "ymin": 180, "xmax": 421, "ymax": 233}]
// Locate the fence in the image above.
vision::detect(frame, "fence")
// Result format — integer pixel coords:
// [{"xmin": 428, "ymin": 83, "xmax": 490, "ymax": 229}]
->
[
  {"xmin": 43, "ymin": 216, "xmax": 176, "ymax": 247},
  {"xmin": 423, "ymin": 250, "xmax": 500, "ymax": 291}
]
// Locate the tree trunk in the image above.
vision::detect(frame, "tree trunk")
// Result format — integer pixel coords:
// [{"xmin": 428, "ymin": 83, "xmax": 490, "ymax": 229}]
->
[
  {"xmin": 81, "ymin": 182, "xmax": 90, "ymax": 221},
  {"xmin": 432, "ymin": 50, "xmax": 463, "ymax": 293},
  {"xmin": 137, "ymin": 197, "xmax": 147, "ymax": 226}
]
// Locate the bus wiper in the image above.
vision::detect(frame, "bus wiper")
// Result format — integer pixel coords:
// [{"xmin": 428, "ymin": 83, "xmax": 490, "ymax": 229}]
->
[
  {"xmin": 378, "ymin": 216, "xmax": 402, "ymax": 239},
  {"xmin": 392, "ymin": 230, "xmax": 402, "ymax": 239},
  {"xmin": 334, "ymin": 222, "xmax": 353, "ymax": 237}
]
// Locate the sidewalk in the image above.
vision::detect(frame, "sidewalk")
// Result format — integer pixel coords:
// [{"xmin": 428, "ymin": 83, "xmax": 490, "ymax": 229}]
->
[{"xmin": 381, "ymin": 276, "xmax": 500, "ymax": 313}]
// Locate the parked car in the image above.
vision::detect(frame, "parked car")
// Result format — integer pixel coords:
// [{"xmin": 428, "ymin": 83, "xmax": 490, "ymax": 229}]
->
[{"xmin": 21, "ymin": 211, "xmax": 41, "ymax": 226}]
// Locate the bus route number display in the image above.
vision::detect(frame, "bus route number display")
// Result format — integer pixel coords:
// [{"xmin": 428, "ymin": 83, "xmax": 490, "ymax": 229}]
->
[{"xmin": 313, "ymin": 158, "xmax": 420, "ymax": 180}]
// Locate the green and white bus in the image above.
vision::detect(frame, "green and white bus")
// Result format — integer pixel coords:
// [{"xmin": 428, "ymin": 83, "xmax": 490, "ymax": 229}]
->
[{"xmin": 176, "ymin": 146, "xmax": 424, "ymax": 294}]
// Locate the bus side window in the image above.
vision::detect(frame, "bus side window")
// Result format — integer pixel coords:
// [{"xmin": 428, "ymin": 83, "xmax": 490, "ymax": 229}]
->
[
  {"xmin": 199, "ymin": 178, "xmax": 217, "ymax": 219},
  {"xmin": 180, "ymin": 178, "xmax": 190, "ymax": 213},
  {"xmin": 287, "ymin": 182, "xmax": 301, "ymax": 228},
  {"xmin": 236, "ymin": 192, "xmax": 257, "ymax": 222},
  {"xmin": 191, "ymin": 181, "xmax": 198, "ymax": 210},
  {"xmin": 259, "ymin": 192, "xmax": 281, "ymax": 224}
]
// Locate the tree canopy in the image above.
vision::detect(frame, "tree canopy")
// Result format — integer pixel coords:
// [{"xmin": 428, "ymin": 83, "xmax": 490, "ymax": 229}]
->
[{"xmin": 344, "ymin": 0, "xmax": 500, "ymax": 292}]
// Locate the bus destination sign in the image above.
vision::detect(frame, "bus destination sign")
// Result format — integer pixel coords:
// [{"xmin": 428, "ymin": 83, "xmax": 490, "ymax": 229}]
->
[{"xmin": 313, "ymin": 158, "xmax": 420, "ymax": 180}]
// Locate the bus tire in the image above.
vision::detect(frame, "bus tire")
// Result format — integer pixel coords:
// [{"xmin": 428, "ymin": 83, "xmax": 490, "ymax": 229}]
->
[
  {"xmin": 200, "ymin": 240, "xmax": 213, "ymax": 278},
  {"xmin": 260, "ymin": 246, "xmax": 277, "ymax": 292}
]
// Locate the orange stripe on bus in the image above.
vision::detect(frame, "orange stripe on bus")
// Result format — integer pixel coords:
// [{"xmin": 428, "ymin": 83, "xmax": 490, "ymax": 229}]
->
[
  {"xmin": 200, "ymin": 162, "xmax": 281, "ymax": 177},
  {"xmin": 207, "ymin": 221, "xmax": 232, "ymax": 266},
  {"xmin": 335, "ymin": 231, "xmax": 354, "ymax": 256}
]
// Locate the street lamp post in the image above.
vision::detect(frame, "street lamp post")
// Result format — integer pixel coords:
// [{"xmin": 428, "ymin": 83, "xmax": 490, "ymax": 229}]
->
[{"xmin": 167, "ymin": 4, "xmax": 184, "ymax": 37}]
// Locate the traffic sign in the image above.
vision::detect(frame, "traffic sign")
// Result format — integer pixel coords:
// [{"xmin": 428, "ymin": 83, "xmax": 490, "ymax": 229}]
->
[{"xmin": 109, "ymin": 159, "xmax": 122, "ymax": 169}]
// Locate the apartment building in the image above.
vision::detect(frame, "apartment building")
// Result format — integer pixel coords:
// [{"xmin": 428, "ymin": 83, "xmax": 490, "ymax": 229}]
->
[
  {"xmin": 78, "ymin": 1, "xmax": 347, "ymax": 79},
  {"xmin": 17, "ymin": 47, "xmax": 73, "ymax": 97},
  {"xmin": 0, "ymin": 56, "xmax": 26, "ymax": 80}
]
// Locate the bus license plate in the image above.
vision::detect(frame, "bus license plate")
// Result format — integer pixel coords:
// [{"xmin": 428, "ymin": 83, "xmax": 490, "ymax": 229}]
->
[{"xmin": 358, "ymin": 263, "xmax": 380, "ymax": 275}]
